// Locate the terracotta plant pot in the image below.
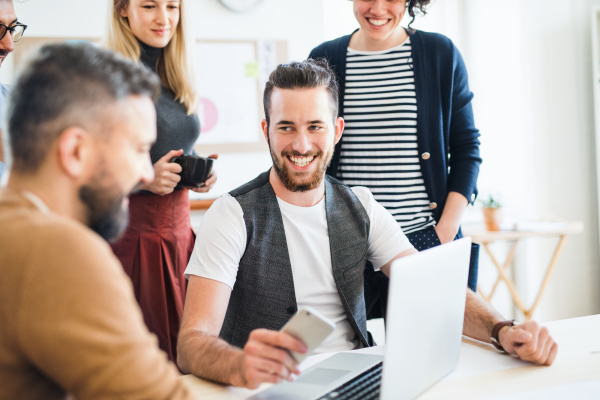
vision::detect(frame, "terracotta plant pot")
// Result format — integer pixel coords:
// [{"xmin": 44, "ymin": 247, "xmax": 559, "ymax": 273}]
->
[{"xmin": 482, "ymin": 207, "xmax": 501, "ymax": 231}]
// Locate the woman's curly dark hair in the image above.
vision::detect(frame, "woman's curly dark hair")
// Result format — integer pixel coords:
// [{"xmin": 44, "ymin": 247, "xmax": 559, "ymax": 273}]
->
[{"xmin": 406, "ymin": 0, "xmax": 431, "ymax": 28}]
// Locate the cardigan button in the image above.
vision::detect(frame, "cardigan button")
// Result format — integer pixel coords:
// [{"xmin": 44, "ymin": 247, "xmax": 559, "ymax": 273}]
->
[
  {"xmin": 286, "ymin": 306, "xmax": 297, "ymax": 315},
  {"xmin": 429, "ymin": 202, "xmax": 438, "ymax": 209},
  {"xmin": 422, "ymin": 152, "xmax": 431, "ymax": 160}
]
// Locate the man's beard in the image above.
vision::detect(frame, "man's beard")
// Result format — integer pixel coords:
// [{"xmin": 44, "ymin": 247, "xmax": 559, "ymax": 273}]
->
[
  {"xmin": 268, "ymin": 135, "xmax": 334, "ymax": 193},
  {"xmin": 78, "ymin": 163, "xmax": 133, "ymax": 242}
]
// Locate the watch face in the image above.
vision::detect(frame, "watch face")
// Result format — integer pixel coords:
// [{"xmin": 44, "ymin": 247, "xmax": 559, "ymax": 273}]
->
[{"xmin": 219, "ymin": 0, "xmax": 265, "ymax": 13}]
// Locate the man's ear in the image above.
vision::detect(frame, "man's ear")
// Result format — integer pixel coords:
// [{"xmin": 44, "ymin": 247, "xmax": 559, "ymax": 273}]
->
[
  {"xmin": 57, "ymin": 127, "xmax": 90, "ymax": 179},
  {"xmin": 261, "ymin": 119, "xmax": 269, "ymax": 143},
  {"xmin": 334, "ymin": 117, "xmax": 344, "ymax": 145}
]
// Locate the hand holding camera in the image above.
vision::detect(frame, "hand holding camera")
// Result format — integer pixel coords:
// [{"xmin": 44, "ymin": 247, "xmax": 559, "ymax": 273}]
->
[
  {"xmin": 141, "ymin": 149, "xmax": 184, "ymax": 196},
  {"xmin": 169, "ymin": 152, "xmax": 217, "ymax": 192},
  {"xmin": 140, "ymin": 150, "xmax": 217, "ymax": 195}
]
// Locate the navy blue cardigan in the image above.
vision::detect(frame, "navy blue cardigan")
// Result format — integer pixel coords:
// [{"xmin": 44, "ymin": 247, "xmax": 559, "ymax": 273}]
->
[{"xmin": 309, "ymin": 29, "xmax": 482, "ymax": 222}]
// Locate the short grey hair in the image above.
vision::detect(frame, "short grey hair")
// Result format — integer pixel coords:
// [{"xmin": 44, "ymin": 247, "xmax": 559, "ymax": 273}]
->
[{"xmin": 5, "ymin": 42, "xmax": 161, "ymax": 173}]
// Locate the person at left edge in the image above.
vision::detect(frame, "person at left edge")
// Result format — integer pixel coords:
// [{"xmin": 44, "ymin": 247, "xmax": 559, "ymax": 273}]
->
[
  {"xmin": 0, "ymin": 41, "xmax": 194, "ymax": 400},
  {"xmin": 0, "ymin": 0, "xmax": 26, "ymax": 181},
  {"xmin": 106, "ymin": 0, "xmax": 217, "ymax": 364}
]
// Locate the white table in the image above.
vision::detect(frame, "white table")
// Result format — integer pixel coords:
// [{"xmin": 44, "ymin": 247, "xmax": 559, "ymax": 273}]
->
[{"xmin": 182, "ymin": 315, "xmax": 600, "ymax": 399}]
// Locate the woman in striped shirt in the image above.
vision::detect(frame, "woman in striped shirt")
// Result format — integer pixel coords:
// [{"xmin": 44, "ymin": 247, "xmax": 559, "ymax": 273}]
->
[{"xmin": 310, "ymin": 0, "xmax": 481, "ymax": 308}]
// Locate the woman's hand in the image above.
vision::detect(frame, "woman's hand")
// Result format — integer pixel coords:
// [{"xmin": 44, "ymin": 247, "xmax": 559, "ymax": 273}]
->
[
  {"xmin": 434, "ymin": 223, "xmax": 459, "ymax": 244},
  {"xmin": 434, "ymin": 192, "xmax": 469, "ymax": 244},
  {"xmin": 139, "ymin": 149, "xmax": 183, "ymax": 196},
  {"xmin": 189, "ymin": 154, "xmax": 218, "ymax": 193}
]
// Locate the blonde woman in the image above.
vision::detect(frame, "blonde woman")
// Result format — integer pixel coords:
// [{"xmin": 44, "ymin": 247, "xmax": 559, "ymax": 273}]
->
[{"xmin": 106, "ymin": 0, "xmax": 216, "ymax": 364}]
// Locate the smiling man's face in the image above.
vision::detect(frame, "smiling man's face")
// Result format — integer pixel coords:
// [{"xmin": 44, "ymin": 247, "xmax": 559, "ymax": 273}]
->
[
  {"xmin": 263, "ymin": 87, "xmax": 343, "ymax": 193},
  {"xmin": 0, "ymin": 0, "xmax": 16, "ymax": 67}
]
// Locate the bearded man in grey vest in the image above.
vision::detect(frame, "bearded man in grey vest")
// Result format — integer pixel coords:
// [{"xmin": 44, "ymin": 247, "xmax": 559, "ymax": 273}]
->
[{"xmin": 177, "ymin": 60, "xmax": 558, "ymax": 389}]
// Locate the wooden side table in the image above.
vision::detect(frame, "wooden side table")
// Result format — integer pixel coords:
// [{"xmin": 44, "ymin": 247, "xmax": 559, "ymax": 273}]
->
[{"xmin": 462, "ymin": 221, "xmax": 583, "ymax": 321}]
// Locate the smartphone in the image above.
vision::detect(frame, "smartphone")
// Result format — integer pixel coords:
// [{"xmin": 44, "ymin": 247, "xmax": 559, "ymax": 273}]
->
[{"xmin": 280, "ymin": 306, "xmax": 336, "ymax": 363}]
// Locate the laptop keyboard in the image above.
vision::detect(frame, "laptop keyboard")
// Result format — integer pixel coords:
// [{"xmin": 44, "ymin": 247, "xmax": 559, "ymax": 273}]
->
[{"xmin": 317, "ymin": 361, "xmax": 383, "ymax": 400}]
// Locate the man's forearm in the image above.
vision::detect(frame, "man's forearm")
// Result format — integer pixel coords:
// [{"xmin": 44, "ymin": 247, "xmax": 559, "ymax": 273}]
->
[
  {"xmin": 463, "ymin": 290, "xmax": 558, "ymax": 365},
  {"xmin": 177, "ymin": 331, "xmax": 244, "ymax": 385},
  {"xmin": 463, "ymin": 289, "xmax": 505, "ymax": 343}
]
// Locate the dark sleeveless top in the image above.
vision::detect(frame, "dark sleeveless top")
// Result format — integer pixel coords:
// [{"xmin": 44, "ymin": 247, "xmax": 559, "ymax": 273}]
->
[
  {"xmin": 138, "ymin": 40, "xmax": 200, "ymax": 166},
  {"xmin": 219, "ymin": 171, "xmax": 372, "ymax": 349}
]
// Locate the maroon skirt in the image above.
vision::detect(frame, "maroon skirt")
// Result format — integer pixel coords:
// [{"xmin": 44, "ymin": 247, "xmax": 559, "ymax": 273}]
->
[{"xmin": 111, "ymin": 189, "xmax": 195, "ymax": 364}]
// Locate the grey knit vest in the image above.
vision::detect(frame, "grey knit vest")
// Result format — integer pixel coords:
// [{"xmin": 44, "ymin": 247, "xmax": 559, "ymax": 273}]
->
[{"xmin": 219, "ymin": 171, "xmax": 371, "ymax": 349}]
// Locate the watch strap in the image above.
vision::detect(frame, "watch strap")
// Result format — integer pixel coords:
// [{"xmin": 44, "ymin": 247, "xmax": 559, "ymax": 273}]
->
[{"xmin": 490, "ymin": 320, "xmax": 515, "ymax": 352}]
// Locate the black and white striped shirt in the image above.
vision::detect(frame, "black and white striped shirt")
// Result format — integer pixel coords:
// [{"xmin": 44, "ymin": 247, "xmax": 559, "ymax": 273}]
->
[{"xmin": 338, "ymin": 38, "xmax": 435, "ymax": 234}]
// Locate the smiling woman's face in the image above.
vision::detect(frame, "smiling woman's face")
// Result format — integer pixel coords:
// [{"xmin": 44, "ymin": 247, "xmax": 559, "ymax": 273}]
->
[
  {"xmin": 352, "ymin": 0, "xmax": 407, "ymax": 48},
  {"xmin": 121, "ymin": 0, "xmax": 180, "ymax": 48}
]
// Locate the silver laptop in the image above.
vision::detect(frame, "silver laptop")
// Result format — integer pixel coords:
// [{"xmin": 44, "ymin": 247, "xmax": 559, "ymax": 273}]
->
[{"xmin": 251, "ymin": 237, "xmax": 471, "ymax": 400}]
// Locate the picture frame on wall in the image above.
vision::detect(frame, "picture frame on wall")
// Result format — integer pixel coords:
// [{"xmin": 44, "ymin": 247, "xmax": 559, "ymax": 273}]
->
[{"xmin": 193, "ymin": 39, "xmax": 287, "ymax": 154}]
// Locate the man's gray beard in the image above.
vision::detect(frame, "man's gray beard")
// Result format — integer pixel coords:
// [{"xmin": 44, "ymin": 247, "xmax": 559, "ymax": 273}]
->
[
  {"xmin": 78, "ymin": 162, "xmax": 131, "ymax": 242},
  {"xmin": 79, "ymin": 183, "xmax": 129, "ymax": 242}
]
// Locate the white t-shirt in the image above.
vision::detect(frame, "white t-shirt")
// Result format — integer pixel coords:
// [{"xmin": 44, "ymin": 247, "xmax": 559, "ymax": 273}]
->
[{"xmin": 185, "ymin": 186, "xmax": 413, "ymax": 354}]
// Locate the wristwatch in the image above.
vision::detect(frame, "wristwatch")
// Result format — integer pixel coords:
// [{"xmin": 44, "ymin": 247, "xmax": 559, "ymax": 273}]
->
[{"xmin": 490, "ymin": 320, "xmax": 515, "ymax": 352}]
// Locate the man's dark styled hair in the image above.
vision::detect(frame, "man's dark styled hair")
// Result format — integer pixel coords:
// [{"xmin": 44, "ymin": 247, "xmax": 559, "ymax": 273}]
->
[
  {"xmin": 263, "ymin": 59, "xmax": 339, "ymax": 127},
  {"xmin": 5, "ymin": 42, "xmax": 161, "ymax": 173}
]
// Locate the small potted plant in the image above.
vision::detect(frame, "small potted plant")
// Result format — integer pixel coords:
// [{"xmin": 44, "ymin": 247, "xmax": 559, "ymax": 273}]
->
[{"xmin": 479, "ymin": 195, "xmax": 502, "ymax": 231}]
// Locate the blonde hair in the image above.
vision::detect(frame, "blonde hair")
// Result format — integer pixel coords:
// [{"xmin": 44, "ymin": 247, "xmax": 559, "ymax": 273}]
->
[{"xmin": 106, "ymin": 0, "xmax": 199, "ymax": 115}]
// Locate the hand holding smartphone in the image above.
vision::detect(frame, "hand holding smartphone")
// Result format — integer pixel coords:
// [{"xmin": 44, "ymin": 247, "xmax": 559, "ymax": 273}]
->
[{"xmin": 280, "ymin": 306, "xmax": 335, "ymax": 363}]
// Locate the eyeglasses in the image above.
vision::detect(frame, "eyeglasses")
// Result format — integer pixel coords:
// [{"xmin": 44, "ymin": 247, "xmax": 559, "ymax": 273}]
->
[{"xmin": 0, "ymin": 22, "xmax": 27, "ymax": 42}]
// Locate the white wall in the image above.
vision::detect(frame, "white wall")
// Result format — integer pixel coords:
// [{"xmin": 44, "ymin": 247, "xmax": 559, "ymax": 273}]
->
[
  {"xmin": 191, "ymin": 0, "xmax": 323, "ymax": 63},
  {"xmin": 462, "ymin": 0, "xmax": 600, "ymax": 321},
  {"xmin": 322, "ymin": 0, "xmax": 358, "ymax": 41}
]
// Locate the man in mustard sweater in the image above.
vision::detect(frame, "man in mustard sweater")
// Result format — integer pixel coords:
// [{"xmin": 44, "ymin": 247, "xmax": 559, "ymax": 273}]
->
[{"xmin": 0, "ymin": 43, "xmax": 194, "ymax": 399}]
